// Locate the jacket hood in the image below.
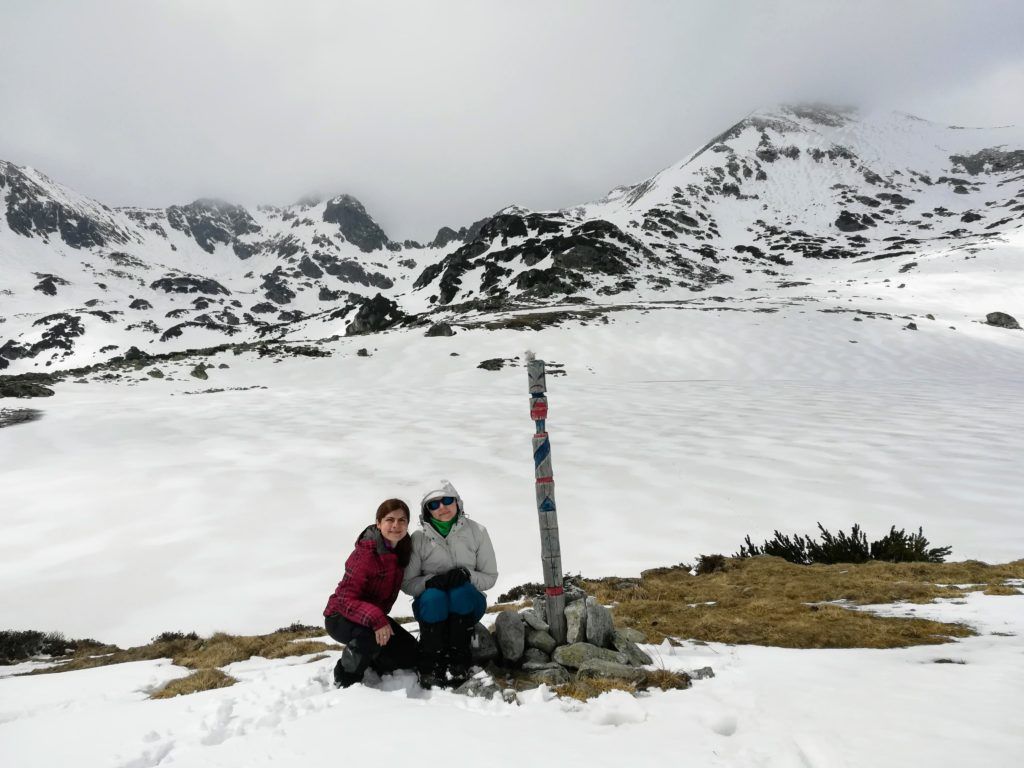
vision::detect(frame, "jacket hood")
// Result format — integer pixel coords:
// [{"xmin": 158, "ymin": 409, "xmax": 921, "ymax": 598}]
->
[
  {"xmin": 355, "ymin": 524, "xmax": 390, "ymax": 554},
  {"xmin": 419, "ymin": 479, "xmax": 465, "ymax": 524}
]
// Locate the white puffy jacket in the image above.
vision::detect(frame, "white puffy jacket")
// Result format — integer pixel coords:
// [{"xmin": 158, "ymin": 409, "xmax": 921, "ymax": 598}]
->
[{"xmin": 401, "ymin": 481, "xmax": 498, "ymax": 597}]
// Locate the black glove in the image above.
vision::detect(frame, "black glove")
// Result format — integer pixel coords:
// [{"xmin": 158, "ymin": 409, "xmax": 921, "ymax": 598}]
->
[
  {"xmin": 425, "ymin": 572, "xmax": 449, "ymax": 590},
  {"xmin": 446, "ymin": 567, "xmax": 470, "ymax": 588},
  {"xmin": 425, "ymin": 567, "xmax": 470, "ymax": 591}
]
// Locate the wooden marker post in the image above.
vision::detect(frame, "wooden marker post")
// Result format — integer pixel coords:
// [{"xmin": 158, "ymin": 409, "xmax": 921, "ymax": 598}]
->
[{"xmin": 526, "ymin": 353, "xmax": 567, "ymax": 644}]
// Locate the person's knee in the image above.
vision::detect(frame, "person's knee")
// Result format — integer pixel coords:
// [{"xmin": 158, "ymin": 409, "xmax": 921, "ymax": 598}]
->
[
  {"xmin": 448, "ymin": 583, "xmax": 486, "ymax": 620},
  {"xmin": 416, "ymin": 587, "xmax": 451, "ymax": 623}
]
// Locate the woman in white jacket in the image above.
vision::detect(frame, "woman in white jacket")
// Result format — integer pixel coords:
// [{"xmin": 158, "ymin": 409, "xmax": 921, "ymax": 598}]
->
[{"xmin": 402, "ymin": 480, "xmax": 498, "ymax": 688}]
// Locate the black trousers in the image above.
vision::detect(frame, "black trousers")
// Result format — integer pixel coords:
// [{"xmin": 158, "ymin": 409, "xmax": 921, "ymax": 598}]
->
[{"xmin": 324, "ymin": 613, "xmax": 419, "ymax": 675}]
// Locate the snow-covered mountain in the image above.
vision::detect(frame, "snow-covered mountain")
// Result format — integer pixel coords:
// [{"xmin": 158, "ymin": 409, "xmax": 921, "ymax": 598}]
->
[{"xmin": 2, "ymin": 105, "xmax": 1023, "ymax": 373}]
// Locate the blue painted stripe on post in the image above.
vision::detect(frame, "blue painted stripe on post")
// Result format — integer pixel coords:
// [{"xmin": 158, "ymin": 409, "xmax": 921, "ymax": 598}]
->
[{"xmin": 533, "ymin": 438, "xmax": 551, "ymax": 466}]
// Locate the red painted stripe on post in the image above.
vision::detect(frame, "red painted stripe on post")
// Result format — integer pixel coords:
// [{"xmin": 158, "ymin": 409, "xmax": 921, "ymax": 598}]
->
[
  {"xmin": 545, "ymin": 587, "xmax": 564, "ymax": 596},
  {"xmin": 535, "ymin": 476, "xmax": 554, "ymax": 483}
]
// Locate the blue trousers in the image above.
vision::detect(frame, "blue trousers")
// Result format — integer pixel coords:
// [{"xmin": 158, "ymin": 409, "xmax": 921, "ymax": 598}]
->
[{"xmin": 413, "ymin": 582, "xmax": 487, "ymax": 624}]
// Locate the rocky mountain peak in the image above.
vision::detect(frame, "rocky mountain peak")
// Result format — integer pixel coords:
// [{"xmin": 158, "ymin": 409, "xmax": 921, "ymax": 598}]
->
[
  {"xmin": 165, "ymin": 198, "xmax": 261, "ymax": 254},
  {"xmin": 321, "ymin": 194, "xmax": 391, "ymax": 252}
]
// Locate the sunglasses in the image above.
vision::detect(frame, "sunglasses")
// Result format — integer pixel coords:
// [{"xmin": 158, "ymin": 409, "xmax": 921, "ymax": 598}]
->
[{"xmin": 426, "ymin": 496, "xmax": 456, "ymax": 511}]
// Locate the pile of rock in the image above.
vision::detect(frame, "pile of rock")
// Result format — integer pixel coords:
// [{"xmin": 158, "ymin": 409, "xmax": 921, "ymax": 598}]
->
[{"xmin": 460, "ymin": 587, "xmax": 663, "ymax": 697}]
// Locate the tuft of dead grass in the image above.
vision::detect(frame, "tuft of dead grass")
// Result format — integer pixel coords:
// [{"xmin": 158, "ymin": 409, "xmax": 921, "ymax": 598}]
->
[
  {"xmin": 28, "ymin": 626, "xmax": 337, "ymax": 681},
  {"xmin": 152, "ymin": 668, "xmax": 237, "ymax": 699},
  {"xmin": 982, "ymin": 584, "xmax": 1022, "ymax": 596},
  {"xmin": 580, "ymin": 557, "xmax": 1024, "ymax": 649},
  {"xmin": 639, "ymin": 668, "xmax": 692, "ymax": 692},
  {"xmin": 553, "ymin": 677, "xmax": 638, "ymax": 701}
]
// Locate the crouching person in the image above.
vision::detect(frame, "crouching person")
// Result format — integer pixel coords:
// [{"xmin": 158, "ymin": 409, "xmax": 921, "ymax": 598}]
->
[
  {"xmin": 323, "ymin": 499, "xmax": 419, "ymax": 688},
  {"xmin": 402, "ymin": 480, "xmax": 498, "ymax": 688}
]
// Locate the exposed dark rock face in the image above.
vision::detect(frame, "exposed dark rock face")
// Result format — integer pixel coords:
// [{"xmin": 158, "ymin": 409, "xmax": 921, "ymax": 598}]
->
[
  {"xmin": 123, "ymin": 346, "xmax": 152, "ymax": 361},
  {"xmin": 31, "ymin": 313, "xmax": 86, "ymax": 355},
  {"xmin": 835, "ymin": 210, "xmax": 874, "ymax": 232},
  {"xmin": 150, "ymin": 276, "xmax": 231, "ymax": 295},
  {"xmin": 165, "ymin": 199, "xmax": 261, "ymax": 254},
  {"xmin": 159, "ymin": 319, "xmax": 241, "ymax": 342},
  {"xmin": 425, "ymin": 322, "xmax": 455, "ymax": 337},
  {"xmin": 33, "ymin": 275, "xmax": 68, "ymax": 296},
  {"xmin": 1, "ymin": 161, "xmax": 129, "ymax": 249},
  {"xmin": 298, "ymin": 255, "xmax": 324, "ymax": 279},
  {"xmin": 322, "ymin": 195, "xmax": 391, "ymax": 252},
  {"xmin": 0, "ymin": 407, "xmax": 43, "ymax": 425},
  {"xmin": 128, "ymin": 298, "xmax": 152, "ymax": 310},
  {"xmin": 985, "ymin": 311, "xmax": 1020, "ymax": 330},
  {"xmin": 0, "ymin": 380, "xmax": 55, "ymax": 398},
  {"xmin": 318, "ymin": 286, "xmax": 346, "ymax": 302},
  {"xmin": 313, "ymin": 253, "xmax": 393, "ymax": 288},
  {"xmin": 261, "ymin": 268, "xmax": 296, "ymax": 305},
  {"xmin": 951, "ymin": 148, "xmax": 1024, "ymax": 175},
  {"xmin": 345, "ymin": 294, "xmax": 405, "ymax": 336},
  {"xmin": 430, "ymin": 226, "xmax": 461, "ymax": 249}
]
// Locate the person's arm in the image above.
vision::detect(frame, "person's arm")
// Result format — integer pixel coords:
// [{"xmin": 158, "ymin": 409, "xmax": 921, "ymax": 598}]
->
[
  {"xmin": 401, "ymin": 534, "xmax": 428, "ymax": 597},
  {"xmin": 469, "ymin": 524, "xmax": 498, "ymax": 592},
  {"xmin": 336, "ymin": 548, "xmax": 388, "ymax": 630}
]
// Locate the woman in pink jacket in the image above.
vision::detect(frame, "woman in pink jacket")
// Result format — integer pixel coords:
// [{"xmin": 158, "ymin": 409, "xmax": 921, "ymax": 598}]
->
[{"xmin": 323, "ymin": 499, "xmax": 419, "ymax": 688}]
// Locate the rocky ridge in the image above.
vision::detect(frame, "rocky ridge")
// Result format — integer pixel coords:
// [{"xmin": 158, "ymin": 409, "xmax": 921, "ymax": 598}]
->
[{"xmin": 2, "ymin": 105, "xmax": 1023, "ymax": 377}]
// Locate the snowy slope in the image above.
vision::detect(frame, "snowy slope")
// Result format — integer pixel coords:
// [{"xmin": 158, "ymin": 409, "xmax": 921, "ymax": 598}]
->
[{"xmin": 2, "ymin": 106, "xmax": 1022, "ymax": 372}]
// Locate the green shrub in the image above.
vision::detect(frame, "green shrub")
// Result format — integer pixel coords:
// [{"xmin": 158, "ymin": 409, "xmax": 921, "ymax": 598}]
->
[{"xmin": 736, "ymin": 523, "xmax": 951, "ymax": 565}]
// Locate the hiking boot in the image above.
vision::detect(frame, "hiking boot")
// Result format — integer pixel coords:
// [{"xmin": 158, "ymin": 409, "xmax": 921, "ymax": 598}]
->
[
  {"xmin": 417, "ymin": 620, "xmax": 448, "ymax": 689},
  {"xmin": 446, "ymin": 613, "xmax": 475, "ymax": 685},
  {"xmin": 333, "ymin": 647, "xmax": 365, "ymax": 689}
]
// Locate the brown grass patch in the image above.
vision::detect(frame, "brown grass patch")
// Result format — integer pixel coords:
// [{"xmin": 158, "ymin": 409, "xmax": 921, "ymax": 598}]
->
[
  {"xmin": 982, "ymin": 584, "xmax": 1022, "ymax": 596},
  {"xmin": 553, "ymin": 677, "xmax": 638, "ymax": 701},
  {"xmin": 152, "ymin": 668, "xmax": 237, "ymax": 699},
  {"xmin": 639, "ymin": 669, "xmax": 692, "ymax": 692},
  {"xmin": 579, "ymin": 557, "xmax": 1024, "ymax": 649},
  {"xmin": 27, "ymin": 626, "xmax": 337, "ymax": 681}
]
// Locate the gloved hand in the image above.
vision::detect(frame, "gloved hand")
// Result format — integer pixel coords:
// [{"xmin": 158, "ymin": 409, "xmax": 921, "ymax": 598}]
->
[
  {"xmin": 424, "ymin": 572, "xmax": 449, "ymax": 590},
  {"xmin": 445, "ymin": 567, "xmax": 470, "ymax": 588},
  {"xmin": 424, "ymin": 567, "xmax": 471, "ymax": 591}
]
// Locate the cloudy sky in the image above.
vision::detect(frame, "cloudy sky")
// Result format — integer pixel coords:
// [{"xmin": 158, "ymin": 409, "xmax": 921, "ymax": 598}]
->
[{"xmin": 2, "ymin": 0, "xmax": 1023, "ymax": 240}]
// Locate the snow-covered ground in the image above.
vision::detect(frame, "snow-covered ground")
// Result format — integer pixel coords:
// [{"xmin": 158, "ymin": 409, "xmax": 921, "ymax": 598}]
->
[{"xmin": 2, "ymin": 237, "xmax": 1023, "ymax": 766}]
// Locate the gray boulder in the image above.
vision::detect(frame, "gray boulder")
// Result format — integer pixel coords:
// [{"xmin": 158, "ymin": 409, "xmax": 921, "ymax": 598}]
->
[
  {"xmin": 615, "ymin": 627, "xmax": 647, "ymax": 644},
  {"xmin": 986, "ymin": 311, "xmax": 1021, "ymax": 330},
  {"xmin": 523, "ymin": 647, "xmax": 550, "ymax": 665},
  {"xmin": 520, "ymin": 608, "xmax": 549, "ymax": 632},
  {"xmin": 425, "ymin": 322, "xmax": 455, "ymax": 337},
  {"xmin": 494, "ymin": 611, "xmax": 525, "ymax": 662},
  {"xmin": 688, "ymin": 666, "xmax": 716, "ymax": 680},
  {"xmin": 519, "ymin": 663, "xmax": 570, "ymax": 688},
  {"xmin": 470, "ymin": 623, "xmax": 498, "ymax": 664},
  {"xmin": 525, "ymin": 629, "xmax": 557, "ymax": 656},
  {"xmin": 553, "ymin": 642, "xmax": 628, "ymax": 670},
  {"xmin": 585, "ymin": 597, "xmax": 614, "ymax": 648},
  {"xmin": 576, "ymin": 659, "xmax": 646, "ymax": 684},
  {"xmin": 611, "ymin": 630, "xmax": 653, "ymax": 666},
  {"xmin": 453, "ymin": 673, "xmax": 501, "ymax": 700},
  {"xmin": 565, "ymin": 600, "xmax": 587, "ymax": 644}
]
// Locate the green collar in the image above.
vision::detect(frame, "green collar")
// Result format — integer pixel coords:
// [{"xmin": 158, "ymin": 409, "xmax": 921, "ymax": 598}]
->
[{"xmin": 429, "ymin": 516, "xmax": 455, "ymax": 537}]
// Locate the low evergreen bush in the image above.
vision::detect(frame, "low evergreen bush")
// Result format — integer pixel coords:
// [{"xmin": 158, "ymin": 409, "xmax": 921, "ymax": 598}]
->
[
  {"xmin": 736, "ymin": 523, "xmax": 951, "ymax": 565},
  {"xmin": 0, "ymin": 630, "xmax": 77, "ymax": 664}
]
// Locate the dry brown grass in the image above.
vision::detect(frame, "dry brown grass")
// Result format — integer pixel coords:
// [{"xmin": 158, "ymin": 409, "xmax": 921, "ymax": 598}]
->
[
  {"xmin": 639, "ymin": 668, "xmax": 692, "ymax": 692},
  {"xmin": 151, "ymin": 668, "xmax": 237, "ymax": 699},
  {"xmin": 553, "ymin": 677, "xmax": 638, "ymax": 701},
  {"xmin": 983, "ymin": 584, "xmax": 1023, "ymax": 596},
  {"xmin": 579, "ymin": 557, "xmax": 1024, "ymax": 649},
  {"xmin": 27, "ymin": 625, "xmax": 338, "ymax": 694}
]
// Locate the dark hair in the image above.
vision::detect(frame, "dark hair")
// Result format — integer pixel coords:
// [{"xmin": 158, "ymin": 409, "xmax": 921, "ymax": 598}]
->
[{"xmin": 376, "ymin": 498, "xmax": 412, "ymax": 568}]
